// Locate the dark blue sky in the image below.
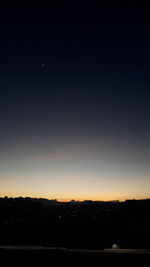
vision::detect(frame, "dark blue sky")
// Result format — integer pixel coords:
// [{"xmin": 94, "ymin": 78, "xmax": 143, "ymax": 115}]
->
[{"xmin": 0, "ymin": 4, "xmax": 150, "ymax": 200}]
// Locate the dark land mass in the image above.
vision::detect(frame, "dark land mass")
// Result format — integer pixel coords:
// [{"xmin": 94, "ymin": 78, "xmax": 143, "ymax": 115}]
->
[
  {"xmin": 0, "ymin": 246, "xmax": 150, "ymax": 266},
  {"xmin": 1, "ymin": 197, "xmax": 150, "ymax": 250}
]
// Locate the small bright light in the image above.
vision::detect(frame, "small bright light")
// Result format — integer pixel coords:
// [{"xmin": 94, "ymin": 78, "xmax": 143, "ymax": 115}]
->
[{"xmin": 112, "ymin": 244, "xmax": 120, "ymax": 249}]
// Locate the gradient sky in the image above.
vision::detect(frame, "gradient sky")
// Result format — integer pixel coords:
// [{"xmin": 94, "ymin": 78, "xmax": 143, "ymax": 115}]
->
[{"xmin": 0, "ymin": 5, "xmax": 150, "ymax": 200}]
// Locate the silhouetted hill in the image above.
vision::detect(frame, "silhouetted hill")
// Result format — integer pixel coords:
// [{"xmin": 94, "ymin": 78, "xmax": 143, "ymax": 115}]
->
[{"xmin": 0, "ymin": 197, "xmax": 150, "ymax": 250}]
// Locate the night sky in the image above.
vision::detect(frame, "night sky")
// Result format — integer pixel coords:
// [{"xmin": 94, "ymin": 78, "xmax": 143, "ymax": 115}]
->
[{"xmin": 0, "ymin": 4, "xmax": 150, "ymax": 200}]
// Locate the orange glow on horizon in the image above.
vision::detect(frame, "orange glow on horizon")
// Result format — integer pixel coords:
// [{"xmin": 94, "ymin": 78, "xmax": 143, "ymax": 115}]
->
[{"xmin": 0, "ymin": 192, "xmax": 149, "ymax": 202}]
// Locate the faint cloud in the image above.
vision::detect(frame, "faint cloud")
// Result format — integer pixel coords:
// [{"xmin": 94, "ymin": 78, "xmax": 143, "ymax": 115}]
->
[{"xmin": 25, "ymin": 143, "xmax": 94, "ymax": 162}]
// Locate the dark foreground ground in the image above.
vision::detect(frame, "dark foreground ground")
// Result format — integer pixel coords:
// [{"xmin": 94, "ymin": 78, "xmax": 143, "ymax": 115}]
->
[
  {"xmin": 1, "ymin": 197, "xmax": 150, "ymax": 265},
  {"xmin": 0, "ymin": 246, "xmax": 150, "ymax": 266},
  {"xmin": 1, "ymin": 197, "xmax": 150, "ymax": 250}
]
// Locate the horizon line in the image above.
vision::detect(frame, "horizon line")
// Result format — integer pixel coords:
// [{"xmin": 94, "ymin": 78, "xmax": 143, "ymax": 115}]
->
[{"xmin": 1, "ymin": 195, "xmax": 150, "ymax": 203}]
